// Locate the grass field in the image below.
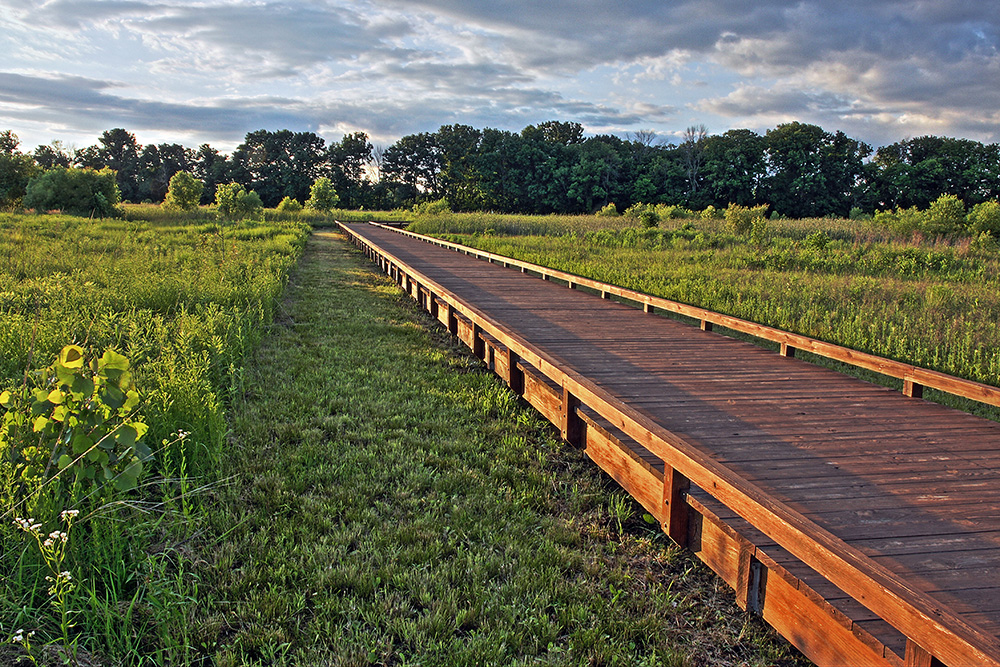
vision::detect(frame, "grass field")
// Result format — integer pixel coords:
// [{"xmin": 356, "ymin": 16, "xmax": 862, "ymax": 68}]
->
[{"xmin": 409, "ymin": 212, "xmax": 1000, "ymax": 416}]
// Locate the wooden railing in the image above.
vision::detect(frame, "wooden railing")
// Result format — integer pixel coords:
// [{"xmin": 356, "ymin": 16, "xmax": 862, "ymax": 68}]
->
[
  {"xmin": 340, "ymin": 222, "xmax": 1000, "ymax": 667},
  {"xmin": 384, "ymin": 224, "xmax": 1000, "ymax": 410}
]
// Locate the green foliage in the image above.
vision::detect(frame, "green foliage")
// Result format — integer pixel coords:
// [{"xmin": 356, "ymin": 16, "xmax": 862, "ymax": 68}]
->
[
  {"xmin": 638, "ymin": 209, "xmax": 660, "ymax": 228},
  {"xmin": 595, "ymin": 202, "xmax": 619, "ymax": 217},
  {"xmin": 215, "ymin": 182, "xmax": 263, "ymax": 220},
  {"xmin": 276, "ymin": 196, "xmax": 303, "ymax": 212},
  {"xmin": 0, "ymin": 132, "xmax": 38, "ymax": 210},
  {"xmin": 725, "ymin": 203, "xmax": 769, "ymax": 235},
  {"xmin": 700, "ymin": 205, "xmax": 724, "ymax": 219},
  {"xmin": 23, "ymin": 167, "xmax": 120, "ymax": 217},
  {"xmin": 1, "ymin": 346, "xmax": 150, "ymax": 509},
  {"xmin": 305, "ymin": 176, "xmax": 340, "ymax": 212},
  {"xmin": 968, "ymin": 200, "xmax": 1000, "ymax": 237},
  {"xmin": 412, "ymin": 197, "xmax": 452, "ymax": 216},
  {"xmin": 162, "ymin": 171, "xmax": 203, "ymax": 211},
  {"xmin": 924, "ymin": 193, "xmax": 966, "ymax": 235}
]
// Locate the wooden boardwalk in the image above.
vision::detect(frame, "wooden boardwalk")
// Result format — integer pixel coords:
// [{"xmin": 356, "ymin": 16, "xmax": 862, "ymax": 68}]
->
[{"xmin": 342, "ymin": 222, "xmax": 1000, "ymax": 667}]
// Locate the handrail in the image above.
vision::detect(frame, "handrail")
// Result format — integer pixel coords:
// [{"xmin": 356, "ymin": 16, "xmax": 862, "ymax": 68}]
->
[
  {"xmin": 341, "ymin": 221, "xmax": 1000, "ymax": 666},
  {"xmin": 381, "ymin": 223, "xmax": 1000, "ymax": 410}
]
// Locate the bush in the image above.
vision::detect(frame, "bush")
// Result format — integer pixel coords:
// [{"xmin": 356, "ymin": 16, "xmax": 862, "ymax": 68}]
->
[
  {"xmin": 638, "ymin": 209, "xmax": 660, "ymax": 228},
  {"xmin": 215, "ymin": 182, "xmax": 263, "ymax": 220},
  {"xmin": 305, "ymin": 177, "xmax": 339, "ymax": 212},
  {"xmin": 700, "ymin": 205, "xmax": 724, "ymax": 220},
  {"xmin": 412, "ymin": 198, "xmax": 451, "ymax": 216},
  {"xmin": 595, "ymin": 202, "xmax": 619, "ymax": 217},
  {"xmin": 23, "ymin": 167, "xmax": 120, "ymax": 217},
  {"xmin": 655, "ymin": 204, "xmax": 694, "ymax": 220},
  {"xmin": 967, "ymin": 200, "xmax": 1000, "ymax": 237},
  {"xmin": 724, "ymin": 203, "xmax": 768, "ymax": 235},
  {"xmin": 924, "ymin": 194, "xmax": 965, "ymax": 235},
  {"xmin": 276, "ymin": 196, "xmax": 303, "ymax": 212},
  {"xmin": 163, "ymin": 171, "xmax": 203, "ymax": 211}
]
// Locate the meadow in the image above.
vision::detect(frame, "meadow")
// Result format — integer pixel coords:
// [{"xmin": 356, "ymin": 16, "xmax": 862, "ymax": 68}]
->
[
  {"xmin": 0, "ymin": 209, "xmax": 309, "ymax": 663},
  {"xmin": 408, "ymin": 212, "xmax": 1000, "ymax": 415}
]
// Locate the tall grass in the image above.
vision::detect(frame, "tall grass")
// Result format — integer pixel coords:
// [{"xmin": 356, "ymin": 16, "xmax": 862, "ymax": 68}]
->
[{"xmin": 0, "ymin": 210, "xmax": 308, "ymax": 662}]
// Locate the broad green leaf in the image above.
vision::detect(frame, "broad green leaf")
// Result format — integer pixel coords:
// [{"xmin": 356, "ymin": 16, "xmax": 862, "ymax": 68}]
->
[
  {"xmin": 52, "ymin": 405, "xmax": 68, "ymax": 422},
  {"xmin": 0, "ymin": 390, "xmax": 11, "ymax": 407},
  {"xmin": 59, "ymin": 345, "xmax": 85, "ymax": 369},
  {"xmin": 47, "ymin": 388, "xmax": 64, "ymax": 405},
  {"xmin": 58, "ymin": 454, "xmax": 73, "ymax": 470},
  {"xmin": 32, "ymin": 416, "xmax": 48, "ymax": 432},
  {"xmin": 113, "ymin": 459, "xmax": 143, "ymax": 491},
  {"xmin": 123, "ymin": 389, "xmax": 140, "ymax": 412},
  {"xmin": 103, "ymin": 384, "xmax": 125, "ymax": 410},
  {"xmin": 72, "ymin": 434, "xmax": 93, "ymax": 454},
  {"xmin": 70, "ymin": 374, "xmax": 94, "ymax": 397},
  {"xmin": 100, "ymin": 349, "xmax": 130, "ymax": 373},
  {"xmin": 114, "ymin": 424, "xmax": 138, "ymax": 449}
]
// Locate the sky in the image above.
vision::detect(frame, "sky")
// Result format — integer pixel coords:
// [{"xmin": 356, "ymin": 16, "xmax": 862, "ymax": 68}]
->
[{"xmin": 2, "ymin": 0, "xmax": 1000, "ymax": 154}]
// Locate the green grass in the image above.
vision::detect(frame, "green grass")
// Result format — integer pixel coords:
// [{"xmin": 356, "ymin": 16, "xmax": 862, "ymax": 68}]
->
[
  {"xmin": 186, "ymin": 230, "xmax": 807, "ymax": 666},
  {"xmin": 0, "ymin": 210, "xmax": 309, "ymax": 664}
]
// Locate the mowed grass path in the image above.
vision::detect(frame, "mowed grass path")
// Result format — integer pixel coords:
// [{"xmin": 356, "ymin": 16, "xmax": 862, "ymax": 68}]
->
[{"xmin": 189, "ymin": 230, "xmax": 807, "ymax": 666}]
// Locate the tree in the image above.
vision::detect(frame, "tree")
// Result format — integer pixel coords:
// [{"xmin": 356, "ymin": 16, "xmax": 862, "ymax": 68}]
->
[
  {"xmin": 305, "ymin": 177, "xmax": 339, "ymax": 212},
  {"xmin": 701, "ymin": 129, "xmax": 767, "ymax": 207},
  {"xmin": 230, "ymin": 129, "xmax": 326, "ymax": 207},
  {"xmin": 680, "ymin": 124, "xmax": 708, "ymax": 204},
  {"xmin": 192, "ymin": 144, "xmax": 230, "ymax": 204},
  {"xmin": 78, "ymin": 129, "xmax": 142, "ymax": 202},
  {"xmin": 33, "ymin": 141, "xmax": 72, "ymax": 169},
  {"xmin": 163, "ymin": 171, "xmax": 204, "ymax": 211},
  {"xmin": 327, "ymin": 132, "xmax": 372, "ymax": 209},
  {"xmin": 381, "ymin": 132, "xmax": 443, "ymax": 206},
  {"xmin": 214, "ymin": 182, "xmax": 262, "ymax": 220},
  {"xmin": 139, "ymin": 142, "xmax": 193, "ymax": 202},
  {"xmin": 23, "ymin": 167, "xmax": 119, "ymax": 217},
  {"xmin": 0, "ymin": 131, "xmax": 38, "ymax": 209}
]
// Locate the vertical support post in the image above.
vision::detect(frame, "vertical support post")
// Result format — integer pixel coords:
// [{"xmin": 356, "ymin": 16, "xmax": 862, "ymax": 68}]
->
[
  {"xmin": 472, "ymin": 323, "xmax": 485, "ymax": 360},
  {"xmin": 780, "ymin": 342, "xmax": 796, "ymax": 358},
  {"xmin": 509, "ymin": 351, "xmax": 525, "ymax": 396},
  {"xmin": 447, "ymin": 307, "xmax": 458, "ymax": 336},
  {"xmin": 560, "ymin": 386, "xmax": 583, "ymax": 447},
  {"xmin": 700, "ymin": 320, "xmax": 713, "ymax": 332},
  {"xmin": 644, "ymin": 302, "xmax": 654, "ymax": 314},
  {"xmin": 662, "ymin": 466, "xmax": 690, "ymax": 547}
]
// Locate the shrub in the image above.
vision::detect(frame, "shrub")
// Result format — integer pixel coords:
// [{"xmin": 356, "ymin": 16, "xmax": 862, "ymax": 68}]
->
[
  {"xmin": 305, "ymin": 177, "xmax": 339, "ymax": 212},
  {"xmin": 724, "ymin": 203, "xmax": 768, "ymax": 235},
  {"xmin": 700, "ymin": 205, "xmax": 724, "ymax": 220},
  {"xmin": 638, "ymin": 209, "xmax": 660, "ymax": 228},
  {"xmin": 215, "ymin": 182, "xmax": 263, "ymax": 220},
  {"xmin": 924, "ymin": 194, "xmax": 965, "ymax": 235},
  {"xmin": 967, "ymin": 200, "xmax": 1000, "ymax": 237},
  {"xmin": 23, "ymin": 167, "xmax": 120, "ymax": 217},
  {"xmin": 163, "ymin": 171, "xmax": 203, "ymax": 211},
  {"xmin": 595, "ymin": 202, "xmax": 619, "ymax": 217},
  {"xmin": 276, "ymin": 196, "xmax": 303, "ymax": 212},
  {"xmin": 655, "ymin": 204, "xmax": 694, "ymax": 220},
  {"xmin": 412, "ymin": 198, "xmax": 451, "ymax": 216},
  {"xmin": 872, "ymin": 206, "xmax": 925, "ymax": 234}
]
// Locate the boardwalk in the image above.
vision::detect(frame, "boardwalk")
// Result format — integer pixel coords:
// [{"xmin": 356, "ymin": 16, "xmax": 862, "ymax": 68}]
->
[{"xmin": 342, "ymin": 222, "xmax": 1000, "ymax": 667}]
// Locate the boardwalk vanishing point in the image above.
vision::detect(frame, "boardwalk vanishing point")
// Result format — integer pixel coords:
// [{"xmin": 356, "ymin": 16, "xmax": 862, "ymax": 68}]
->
[{"xmin": 342, "ymin": 222, "xmax": 1000, "ymax": 667}]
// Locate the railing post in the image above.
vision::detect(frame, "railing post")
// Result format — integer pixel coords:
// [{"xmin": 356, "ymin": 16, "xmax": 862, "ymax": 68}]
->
[
  {"xmin": 472, "ymin": 323, "xmax": 485, "ymax": 360},
  {"xmin": 644, "ymin": 302, "xmax": 654, "ymax": 314},
  {"xmin": 780, "ymin": 343, "xmax": 796, "ymax": 358},
  {"xmin": 700, "ymin": 320, "xmax": 713, "ymax": 332}
]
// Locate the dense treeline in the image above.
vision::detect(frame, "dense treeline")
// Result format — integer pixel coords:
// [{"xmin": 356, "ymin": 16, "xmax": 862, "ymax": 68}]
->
[{"xmin": 5, "ymin": 121, "xmax": 1000, "ymax": 217}]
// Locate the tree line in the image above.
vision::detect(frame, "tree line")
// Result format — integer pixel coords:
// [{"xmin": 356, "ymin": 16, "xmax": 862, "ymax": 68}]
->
[{"xmin": 4, "ymin": 121, "xmax": 1000, "ymax": 218}]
